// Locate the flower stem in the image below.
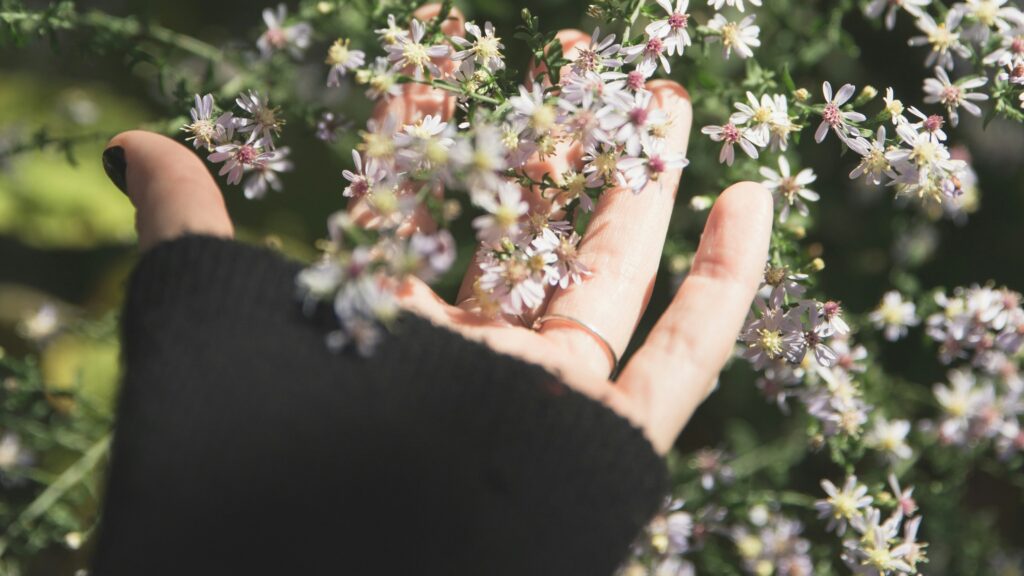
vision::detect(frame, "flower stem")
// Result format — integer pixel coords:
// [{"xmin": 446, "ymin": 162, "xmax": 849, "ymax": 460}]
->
[{"xmin": 398, "ymin": 76, "xmax": 504, "ymax": 105}]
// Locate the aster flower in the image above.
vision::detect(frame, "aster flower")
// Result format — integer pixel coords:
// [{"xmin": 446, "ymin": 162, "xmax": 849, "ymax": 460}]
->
[
  {"xmin": 375, "ymin": 14, "xmax": 410, "ymax": 46},
  {"xmin": 766, "ymin": 94, "xmax": 799, "ymax": 151},
  {"xmin": 739, "ymin": 300, "xmax": 806, "ymax": 369},
  {"xmin": 0, "ymin": 432, "xmax": 35, "ymax": 486},
  {"xmin": 509, "ymin": 84, "xmax": 559, "ymax": 138},
  {"xmin": 477, "ymin": 250, "xmax": 548, "ymax": 316},
  {"xmin": 182, "ymin": 93, "xmax": 233, "ymax": 151},
  {"xmin": 407, "ymin": 230, "xmax": 457, "ymax": 283},
  {"xmin": 759, "ymin": 156, "xmax": 818, "ymax": 222},
  {"xmin": 761, "ymin": 265, "xmax": 807, "ymax": 307},
  {"xmin": 846, "ymin": 507, "xmax": 915, "ymax": 574},
  {"xmin": 235, "ymin": 90, "xmax": 285, "ymax": 149},
  {"xmin": 386, "ymin": 19, "xmax": 450, "ymax": 78},
  {"xmin": 618, "ymin": 133, "xmax": 689, "ymax": 192},
  {"xmin": 582, "ymin": 144, "xmax": 626, "ymax": 187},
  {"xmin": 646, "ymin": 0, "xmax": 692, "ymax": 56},
  {"xmin": 817, "ymin": 299, "xmax": 850, "ymax": 337},
  {"xmin": 17, "ymin": 303, "xmax": 59, "ymax": 342},
  {"xmin": 450, "ymin": 123, "xmax": 508, "ymax": 191},
  {"xmin": 325, "ymin": 39, "xmax": 366, "ymax": 87},
  {"xmin": 815, "ymin": 82, "xmax": 868, "ymax": 152},
  {"xmin": 706, "ymin": 14, "xmax": 761, "ymax": 60},
  {"xmin": 870, "ymin": 290, "xmax": 920, "ymax": 341},
  {"xmin": 691, "ymin": 448, "xmax": 735, "ymax": 491},
  {"xmin": 472, "ymin": 182, "xmax": 529, "ymax": 246},
  {"xmin": 621, "ymin": 34, "xmax": 673, "ymax": 75},
  {"xmin": 451, "ymin": 21, "xmax": 505, "ymax": 73},
  {"xmin": 887, "ymin": 473, "xmax": 920, "ymax": 522},
  {"xmin": 906, "ymin": 105, "xmax": 949, "ymax": 141},
  {"xmin": 532, "ymin": 229, "xmax": 591, "ymax": 288},
  {"xmin": 242, "ymin": 146, "xmax": 292, "ymax": 200},
  {"xmin": 561, "ymin": 69, "xmax": 629, "ymax": 109},
  {"xmin": 883, "ymin": 87, "xmax": 907, "ymax": 125},
  {"xmin": 865, "ymin": 0, "xmax": 932, "ymax": 31},
  {"xmin": 730, "ymin": 91, "xmax": 785, "ymax": 145},
  {"xmin": 257, "ymin": 4, "xmax": 312, "ymax": 59},
  {"xmin": 908, "ymin": 11, "xmax": 970, "ymax": 71},
  {"xmin": 865, "ymin": 416, "xmax": 914, "ymax": 461},
  {"xmin": 850, "ymin": 126, "xmax": 897, "ymax": 185},
  {"xmin": 816, "ymin": 476, "xmax": 873, "ymax": 535},
  {"xmin": 343, "ymin": 150, "xmax": 385, "ymax": 199},
  {"xmin": 602, "ymin": 89, "xmax": 669, "ymax": 156},
  {"xmin": 208, "ymin": 140, "xmax": 276, "ymax": 186},
  {"xmin": 358, "ymin": 56, "xmax": 403, "ymax": 100},
  {"xmin": 982, "ymin": 29, "xmax": 1024, "ymax": 67},
  {"xmin": 701, "ymin": 122, "xmax": 765, "ymax": 166},
  {"xmin": 394, "ymin": 114, "xmax": 455, "ymax": 174},
  {"xmin": 934, "ymin": 368, "xmax": 997, "ymax": 442},
  {"xmin": 707, "ymin": 0, "xmax": 762, "ymax": 12},
  {"xmin": 955, "ymin": 0, "xmax": 1024, "ymax": 38},
  {"xmin": 922, "ymin": 66, "xmax": 988, "ymax": 127}
]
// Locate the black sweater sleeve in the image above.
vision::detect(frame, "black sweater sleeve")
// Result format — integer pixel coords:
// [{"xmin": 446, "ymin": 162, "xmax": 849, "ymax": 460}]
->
[{"xmin": 91, "ymin": 235, "xmax": 669, "ymax": 576}]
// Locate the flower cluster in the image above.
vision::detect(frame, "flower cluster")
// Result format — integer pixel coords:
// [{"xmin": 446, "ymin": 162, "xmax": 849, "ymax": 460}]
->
[
  {"xmin": 182, "ymin": 92, "xmax": 293, "ymax": 199},
  {"xmin": 816, "ymin": 474, "xmax": 927, "ymax": 575}
]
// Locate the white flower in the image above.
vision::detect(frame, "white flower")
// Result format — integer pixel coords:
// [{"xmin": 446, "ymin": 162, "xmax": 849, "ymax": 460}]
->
[
  {"xmin": 739, "ymin": 300, "xmax": 805, "ymax": 369},
  {"xmin": 759, "ymin": 156, "xmax": 818, "ymax": 222},
  {"xmin": 343, "ymin": 150, "xmax": 384, "ymax": 199},
  {"xmin": 707, "ymin": 0, "xmax": 761, "ymax": 12},
  {"xmin": 621, "ymin": 34, "xmax": 673, "ymax": 75},
  {"xmin": 532, "ymin": 229, "xmax": 591, "ymax": 288},
  {"xmin": 982, "ymin": 29, "xmax": 1024, "ymax": 67},
  {"xmin": 955, "ymin": 0, "xmax": 1024, "ymax": 35},
  {"xmin": 850, "ymin": 126, "xmax": 897, "ymax": 185},
  {"xmin": 394, "ymin": 114, "xmax": 455, "ymax": 173},
  {"xmin": 375, "ymin": 14, "xmax": 410, "ymax": 46},
  {"xmin": 646, "ymin": 0, "xmax": 692, "ymax": 56},
  {"xmin": 472, "ymin": 182, "xmax": 529, "ymax": 246},
  {"xmin": 362, "ymin": 57, "xmax": 403, "ymax": 100},
  {"xmin": 257, "ymin": 4, "xmax": 312, "ymax": 59},
  {"xmin": 386, "ymin": 19, "xmax": 450, "ymax": 78},
  {"xmin": 235, "ymin": 90, "xmax": 285, "ymax": 149},
  {"xmin": 182, "ymin": 93, "xmax": 233, "ymax": 151},
  {"xmin": 509, "ymin": 84, "xmax": 559, "ymax": 137},
  {"xmin": 815, "ymin": 475, "xmax": 873, "ymax": 536},
  {"xmin": 706, "ymin": 14, "xmax": 760, "ymax": 60},
  {"xmin": 451, "ymin": 21, "xmax": 505, "ymax": 73},
  {"xmin": 815, "ymin": 82, "xmax": 868, "ymax": 152},
  {"xmin": 702, "ymin": 122, "xmax": 765, "ymax": 166},
  {"xmin": 18, "ymin": 303, "xmax": 59, "ymax": 342},
  {"xmin": 865, "ymin": 417, "xmax": 914, "ymax": 461},
  {"xmin": 477, "ymin": 250, "xmax": 548, "ymax": 316},
  {"xmin": 883, "ymin": 87, "xmax": 907, "ymax": 125},
  {"xmin": 325, "ymin": 39, "xmax": 366, "ymax": 87},
  {"xmin": 906, "ymin": 105, "xmax": 949, "ymax": 141},
  {"xmin": 601, "ymin": 89, "xmax": 668, "ymax": 156},
  {"xmin": 908, "ymin": 10, "xmax": 970, "ymax": 70},
  {"xmin": 569, "ymin": 27, "xmax": 623, "ymax": 74},
  {"xmin": 208, "ymin": 141, "xmax": 276, "ymax": 186},
  {"xmin": 242, "ymin": 146, "xmax": 292, "ymax": 200},
  {"xmin": 618, "ymin": 133, "xmax": 689, "ymax": 192},
  {"xmin": 730, "ymin": 91, "xmax": 785, "ymax": 145},
  {"xmin": 922, "ymin": 66, "xmax": 988, "ymax": 127},
  {"xmin": 865, "ymin": 0, "xmax": 932, "ymax": 30},
  {"xmin": 870, "ymin": 290, "xmax": 920, "ymax": 341}
]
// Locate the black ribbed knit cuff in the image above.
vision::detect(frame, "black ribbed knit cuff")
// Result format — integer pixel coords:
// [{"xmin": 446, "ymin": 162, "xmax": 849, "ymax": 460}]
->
[{"xmin": 105, "ymin": 234, "xmax": 669, "ymax": 575}]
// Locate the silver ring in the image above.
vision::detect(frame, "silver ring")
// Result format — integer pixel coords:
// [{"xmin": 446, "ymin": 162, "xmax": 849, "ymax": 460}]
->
[{"xmin": 532, "ymin": 314, "xmax": 620, "ymax": 378}]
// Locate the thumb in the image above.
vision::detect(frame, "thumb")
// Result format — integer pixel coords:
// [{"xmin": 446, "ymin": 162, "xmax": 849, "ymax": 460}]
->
[{"xmin": 103, "ymin": 130, "xmax": 234, "ymax": 251}]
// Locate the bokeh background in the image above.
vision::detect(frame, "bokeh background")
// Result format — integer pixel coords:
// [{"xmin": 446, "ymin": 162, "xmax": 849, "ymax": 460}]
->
[{"xmin": 2, "ymin": 0, "xmax": 1023, "ymax": 573}]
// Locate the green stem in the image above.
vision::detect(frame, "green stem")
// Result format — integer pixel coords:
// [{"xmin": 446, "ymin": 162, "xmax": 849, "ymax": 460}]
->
[
  {"xmin": 2, "ymin": 433, "xmax": 111, "ymax": 557},
  {"xmin": 623, "ymin": 0, "xmax": 647, "ymax": 42},
  {"xmin": 80, "ymin": 10, "xmax": 224, "ymax": 61},
  {"xmin": 399, "ymin": 76, "xmax": 503, "ymax": 105}
]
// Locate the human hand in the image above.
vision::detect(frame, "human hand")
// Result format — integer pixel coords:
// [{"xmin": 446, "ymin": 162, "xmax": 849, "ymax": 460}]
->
[{"xmin": 102, "ymin": 5, "xmax": 772, "ymax": 456}]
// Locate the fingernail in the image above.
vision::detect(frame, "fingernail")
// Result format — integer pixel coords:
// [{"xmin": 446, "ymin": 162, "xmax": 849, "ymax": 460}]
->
[{"xmin": 102, "ymin": 146, "xmax": 127, "ymax": 196}]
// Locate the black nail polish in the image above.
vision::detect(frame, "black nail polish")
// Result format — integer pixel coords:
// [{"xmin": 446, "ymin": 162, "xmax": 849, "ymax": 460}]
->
[{"xmin": 102, "ymin": 146, "xmax": 128, "ymax": 195}]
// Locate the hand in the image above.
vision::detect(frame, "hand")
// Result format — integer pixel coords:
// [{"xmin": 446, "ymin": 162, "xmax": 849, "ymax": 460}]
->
[{"xmin": 104, "ymin": 5, "xmax": 773, "ymax": 456}]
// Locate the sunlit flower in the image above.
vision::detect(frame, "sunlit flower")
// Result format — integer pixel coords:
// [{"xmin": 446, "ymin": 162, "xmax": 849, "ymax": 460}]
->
[
  {"xmin": 865, "ymin": 416, "xmax": 914, "ymax": 461},
  {"xmin": 702, "ymin": 121, "xmax": 765, "ymax": 165},
  {"xmin": 707, "ymin": 0, "xmax": 762, "ymax": 12},
  {"xmin": 815, "ymin": 82, "xmax": 867, "ymax": 152},
  {"xmin": 759, "ymin": 156, "xmax": 818, "ymax": 222},
  {"xmin": 816, "ymin": 475, "xmax": 873, "ymax": 535},
  {"xmin": 922, "ymin": 66, "xmax": 988, "ymax": 127},
  {"xmin": 242, "ymin": 147, "xmax": 292, "ymax": 199},
  {"xmin": 646, "ymin": 0, "xmax": 692, "ymax": 56},
  {"xmin": 182, "ymin": 93, "xmax": 233, "ymax": 151},
  {"xmin": 325, "ymin": 39, "xmax": 366, "ymax": 87},
  {"xmin": 870, "ymin": 290, "xmax": 920, "ymax": 341},
  {"xmin": 865, "ymin": 0, "xmax": 932, "ymax": 30},
  {"xmin": 451, "ymin": 21, "xmax": 505, "ymax": 72},
  {"xmin": 257, "ymin": 4, "xmax": 312, "ymax": 59},
  {"xmin": 908, "ymin": 10, "xmax": 970, "ymax": 70},
  {"xmin": 386, "ymin": 19, "xmax": 450, "ymax": 78},
  {"xmin": 706, "ymin": 14, "xmax": 761, "ymax": 60},
  {"xmin": 236, "ymin": 90, "xmax": 285, "ymax": 149}
]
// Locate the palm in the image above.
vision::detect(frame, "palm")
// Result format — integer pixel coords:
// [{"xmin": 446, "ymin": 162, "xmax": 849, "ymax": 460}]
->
[{"xmin": 105, "ymin": 7, "xmax": 772, "ymax": 455}]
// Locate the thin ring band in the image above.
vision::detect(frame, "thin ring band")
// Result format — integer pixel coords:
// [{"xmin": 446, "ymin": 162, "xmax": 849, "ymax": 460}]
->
[{"xmin": 532, "ymin": 314, "xmax": 620, "ymax": 379}]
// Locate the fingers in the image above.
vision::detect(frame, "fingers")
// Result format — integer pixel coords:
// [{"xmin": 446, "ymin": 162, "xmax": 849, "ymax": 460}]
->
[
  {"xmin": 536, "ymin": 80, "xmax": 692, "ymax": 380},
  {"xmin": 454, "ymin": 29, "xmax": 593, "ymax": 308},
  {"xmin": 617, "ymin": 182, "xmax": 773, "ymax": 454},
  {"xmin": 350, "ymin": 4, "xmax": 465, "ymax": 235},
  {"xmin": 104, "ymin": 131, "xmax": 234, "ymax": 252}
]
